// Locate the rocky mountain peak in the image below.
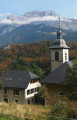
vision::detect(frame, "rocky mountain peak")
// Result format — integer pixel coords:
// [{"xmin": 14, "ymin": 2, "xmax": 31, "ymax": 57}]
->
[{"xmin": 23, "ymin": 10, "xmax": 58, "ymax": 17}]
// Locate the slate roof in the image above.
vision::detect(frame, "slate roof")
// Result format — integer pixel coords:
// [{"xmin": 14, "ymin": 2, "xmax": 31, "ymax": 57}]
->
[
  {"xmin": 49, "ymin": 39, "xmax": 70, "ymax": 49},
  {"xmin": 41, "ymin": 61, "xmax": 73, "ymax": 84},
  {"xmin": 1, "ymin": 70, "xmax": 39, "ymax": 89}
]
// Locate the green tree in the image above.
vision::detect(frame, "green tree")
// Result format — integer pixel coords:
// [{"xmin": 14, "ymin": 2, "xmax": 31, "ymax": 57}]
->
[
  {"xmin": 35, "ymin": 86, "xmax": 48, "ymax": 106},
  {"xmin": 44, "ymin": 67, "xmax": 51, "ymax": 77},
  {"xmin": 31, "ymin": 63, "xmax": 44, "ymax": 78},
  {"xmin": 64, "ymin": 60, "xmax": 77, "ymax": 100}
]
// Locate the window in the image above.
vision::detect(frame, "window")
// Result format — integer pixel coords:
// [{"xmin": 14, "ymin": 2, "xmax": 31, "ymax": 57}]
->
[
  {"xmin": 4, "ymin": 98, "xmax": 8, "ymax": 103},
  {"xmin": 14, "ymin": 90, "xmax": 19, "ymax": 95},
  {"xmin": 35, "ymin": 88, "xmax": 37, "ymax": 92},
  {"xmin": 55, "ymin": 52, "xmax": 59, "ymax": 61},
  {"xmin": 31, "ymin": 89, "xmax": 34, "ymax": 94},
  {"xmin": 15, "ymin": 99, "xmax": 19, "ymax": 103},
  {"xmin": 27, "ymin": 88, "xmax": 37, "ymax": 95},
  {"xmin": 59, "ymin": 92, "xmax": 65, "ymax": 96},
  {"xmin": 28, "ymin": 99, "xmax": 30, "ymax": 104},
  {"xmin": 27, "ymin": 90, "xmax": 30, "ymax": 95},
  {"xmin": 4, "ymin": 88, "xmax": 7, "ymax": 94},
  {"xmin": 37, "ymin": 87, "xmax": 39, "ymax": 92}
]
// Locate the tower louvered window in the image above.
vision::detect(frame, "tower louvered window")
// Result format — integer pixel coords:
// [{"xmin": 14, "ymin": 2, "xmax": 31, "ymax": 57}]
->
[
  {"xmin": 55, "ymin": 52, "xmax": 59, "ymax": 61},
  {"xmin": 65, "ymin": 53, "xmax": 67, "ymax": 61}
]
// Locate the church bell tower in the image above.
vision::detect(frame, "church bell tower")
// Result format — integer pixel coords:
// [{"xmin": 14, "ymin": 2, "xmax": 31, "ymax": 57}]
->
[{"xmin": 49, "ymin": 17, "xmax": 70, "ymax": 72}]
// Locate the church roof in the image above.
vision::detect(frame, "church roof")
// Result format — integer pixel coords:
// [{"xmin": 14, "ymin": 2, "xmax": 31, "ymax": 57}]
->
[
  {"xmin": 1, "ymin": 70, "xmax": 40, "ymax": 89},
  {"xmin": 49, "ymin": 39, "xmax": 70, "ymax": 49},
  {"xmin": 49, "ymin": 17, "xmax": 70, "ymax": 49},
  {"xmin": 41, "ymin": 61, "xmax": 73, "ymax": 84}
]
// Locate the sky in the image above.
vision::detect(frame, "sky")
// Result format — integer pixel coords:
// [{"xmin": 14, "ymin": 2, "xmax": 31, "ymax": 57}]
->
[{"xmin": 0, "ymin": 0, "xmax": 77, "ymax": 18}]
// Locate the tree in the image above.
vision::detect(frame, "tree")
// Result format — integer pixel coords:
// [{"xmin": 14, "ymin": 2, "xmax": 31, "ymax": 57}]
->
[
  {"xmin": 44, "ymin": 67, "xmax": 51, "ymax": 77},
  {"xmin": 35, "ymin": 86, "xmax": 48, "ymax": 106},
  {"xmin": 64, "ymin": 60, "xmax": 77, "ymax": 100},
  {"xmin": 0, "ymin": 65, "xmax": 4, "ymax": 89}
]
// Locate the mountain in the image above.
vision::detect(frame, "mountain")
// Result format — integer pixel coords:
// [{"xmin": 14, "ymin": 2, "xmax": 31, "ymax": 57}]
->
[
  {"xmin": 0, "ymin": 24, "xmax": 15, "ymax": 36},
  {"xmin": 0, "ymin": 10, "xmax": 77, "ymax": 46},
  {"xmin": 0, "ymin": 23, "xmax": 76, "ymax": 47},
  {"xmin": 0, "ymin": 10, "xmax": 77, "ymax": 31}
]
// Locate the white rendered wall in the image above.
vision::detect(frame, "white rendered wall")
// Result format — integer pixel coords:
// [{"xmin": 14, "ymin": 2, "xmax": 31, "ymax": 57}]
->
[
  {"xmin": 25, "ymin": 81, "xmax": 41, "ymax": 99},
  {"xmin": 63, "ymin": 49, "xmax": 69, "ymax": 63}
]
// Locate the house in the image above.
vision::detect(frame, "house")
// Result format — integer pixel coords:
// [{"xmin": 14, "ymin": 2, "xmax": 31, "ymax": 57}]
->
[
  {"xmin": 41, "ymin": 17, "xmax": 72, "ymax": 105},
  {"xmin": 0, "ymin": 70, "xmax": 41, "ymax": 104}
]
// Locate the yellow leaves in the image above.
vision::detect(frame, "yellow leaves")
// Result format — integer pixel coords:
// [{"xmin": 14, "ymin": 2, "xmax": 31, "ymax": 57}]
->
[
  {"xmin": 1, "ymin": 62, "xmax": 7, "ymax": 70},
  {"xmin": 68, "ymin": 73, "xmax": 73, "ymax": 78},
  {"xmin": 24, "ymin": 57, "xmax": 50, "ymax": 62},
  {"xmin": 74, "ymin": 60, "xmax": 77, "ymax": 66},
  {"xmin": 69, "ymin": 49, "xmax": 77, "ymax": 58}
]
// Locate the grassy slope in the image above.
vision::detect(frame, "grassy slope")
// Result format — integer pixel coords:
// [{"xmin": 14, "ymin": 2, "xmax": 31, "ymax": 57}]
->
[
  {"xmin": 0, "ymin": 115, "xmax": 21, "ymax": 120},
  {"xmin": 0, "ymin": 103, "xmax": 50, "ymax": 120},
  {"xmin": 0, "ymin": 101, "xmax": 77, "ymax": 120}
]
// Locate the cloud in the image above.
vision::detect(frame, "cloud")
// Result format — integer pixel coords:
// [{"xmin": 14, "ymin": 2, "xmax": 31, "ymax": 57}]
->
[
  {"xmin": 72, "ymin": 18, "xmax": 77, "ymax": 20},
  {"xmin": 0, "ymin": 18, "xmax": 13, "ymax": 24},
  {"xmin": 0, "ymin": 15, "xmax": 72, "ymax": 25},
  {"xmin": 0, "ymin": 16, "xmax": 58, "ymax": 24},
  {"xmin": 31, "ymin": 16, "xmax": 58, "ymax": 21}
]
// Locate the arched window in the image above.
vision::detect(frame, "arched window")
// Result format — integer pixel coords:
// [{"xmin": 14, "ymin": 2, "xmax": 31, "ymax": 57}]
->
[{"xmin": 55, "ymin": 52, "xmax": 59, "ymax": 61}]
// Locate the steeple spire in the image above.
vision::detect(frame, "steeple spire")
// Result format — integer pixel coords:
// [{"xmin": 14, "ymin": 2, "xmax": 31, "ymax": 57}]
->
[{"xmin": 57, "ymin": 16, "xmax": 62, "ymax": 39}]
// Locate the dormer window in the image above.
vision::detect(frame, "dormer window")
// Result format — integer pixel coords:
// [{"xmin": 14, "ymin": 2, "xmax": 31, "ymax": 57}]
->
[
  {"xmin": 55, "ymin": 52, "xmax": 59, "ymax": 61},
  {"xmin": 30, "ymin": 79, "xmax": 38, "ymax": 84}
]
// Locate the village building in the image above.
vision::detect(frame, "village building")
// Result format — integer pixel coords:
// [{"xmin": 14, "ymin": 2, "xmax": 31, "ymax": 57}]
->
[
  {"xmin": 41, "ymin": 17, "xmax": 72, "ymax": 105},
  {"xmin": 0, "ymin": 70, "xmax": 41, "ymax": 104}
]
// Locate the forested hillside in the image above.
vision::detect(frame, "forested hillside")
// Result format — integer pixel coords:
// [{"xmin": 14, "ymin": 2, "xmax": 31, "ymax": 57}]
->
[{"xmin": 0, "ymin": 40, "xmax": 77, "ymax": 78}]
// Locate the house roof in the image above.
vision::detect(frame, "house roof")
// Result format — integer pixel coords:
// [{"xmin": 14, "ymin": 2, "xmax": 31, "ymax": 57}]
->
[
  {"xmin": 1, "ymin": 70, "xmax": 39, "ymax": 89},
  {"xmin": 41, "ymin": 61, "xmax": 73, "ymax": 84}
]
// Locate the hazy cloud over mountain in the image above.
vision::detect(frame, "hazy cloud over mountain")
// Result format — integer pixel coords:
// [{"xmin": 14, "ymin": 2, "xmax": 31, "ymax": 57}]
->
[
  {"xmin": 0, "ymin": 16, "xmax": 59, "ymax": 25},
  {"xmin": 0, "ymin": 10, "xmax": 77, "ymax": 31},
  {"xmin": 0, "ymin": 11, "xmax": 71, "ymax": 25}
]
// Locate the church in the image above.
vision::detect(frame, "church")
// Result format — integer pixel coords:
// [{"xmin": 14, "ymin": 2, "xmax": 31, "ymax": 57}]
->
[{"xmin": 41, "ymin": 17, "xmax": 72, "ymax": 105}]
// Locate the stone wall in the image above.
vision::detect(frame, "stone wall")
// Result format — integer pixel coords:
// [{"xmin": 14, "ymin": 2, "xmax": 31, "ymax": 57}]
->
[
  {"xmin": 0, "ymin": 88, "xmax": 25, "ymax": 104},
  {"xmin": 51, "ymin": 49, "xmax": 63, "ymax": 71},
  {"xmin": 46, "ymin": 84, "xmax": 64, "ymax": 105}
]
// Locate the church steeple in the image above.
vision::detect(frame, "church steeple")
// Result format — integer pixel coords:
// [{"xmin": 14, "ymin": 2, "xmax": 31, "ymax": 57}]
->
[
  {"xmin": 57, "ymin": 16, "xmax": 62, "ymax": 39},
  {"xmin": 49, "ymin": 15, "xmax": 70, "ymax": 72},
  {"xmin": 50, "ymin": 16, "xmax": 69, "ymax": 48}
]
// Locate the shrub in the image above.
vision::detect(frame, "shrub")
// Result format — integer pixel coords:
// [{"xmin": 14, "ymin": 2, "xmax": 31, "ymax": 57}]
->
[
  {"xmin": 49, "ymin": 103, "xmax": 65, "ymax": 120},
  {"xmin": 68, "ymin": 92, "xmax": 77, "ymax": 100},
  {"xmin": 66, "ymin": 106, "xmax": 77, "ymax": 119},
  {"xmin": 51, "ymin": 103, "xmax": 65, "ymax": 116},
  {"xmin": 48, "ymin": 102, "xmax": 77, "ymax": 120},
  {"xmin": 35, "ymin": 85, "xmax": 48, "ymax": 105}
]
